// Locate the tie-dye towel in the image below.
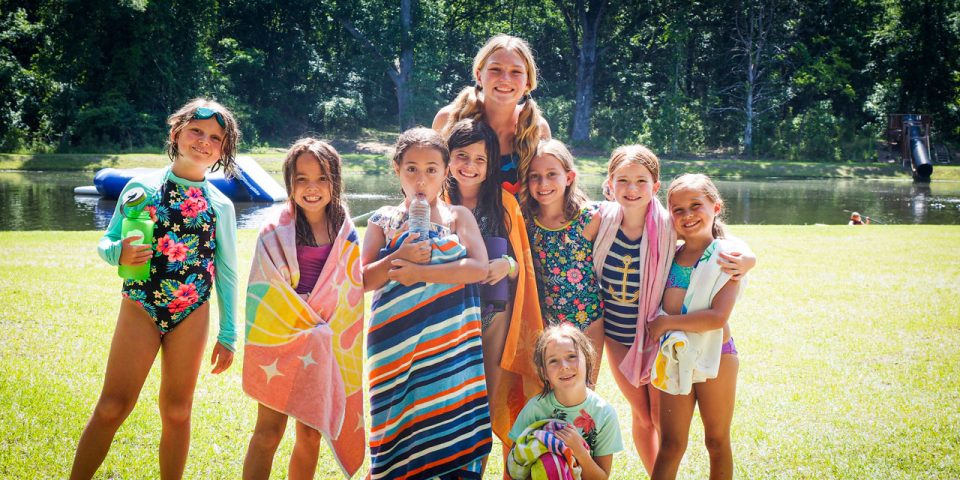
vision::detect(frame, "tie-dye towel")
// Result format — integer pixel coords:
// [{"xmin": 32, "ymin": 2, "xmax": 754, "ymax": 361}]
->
[
  {"xmin": 507, "ymin": 419, "xmax": 586, "ymax": 480},
  {"xmin": 651, "ymin": 239, "xmax": 747, "ymax": 395},
  {"xmin": 243, "ymin": 205, "xmax": 365, "ymax": 477},
  {"xmin": 367, "ymin": 229, "xmax": 492, "ymax": 480}
]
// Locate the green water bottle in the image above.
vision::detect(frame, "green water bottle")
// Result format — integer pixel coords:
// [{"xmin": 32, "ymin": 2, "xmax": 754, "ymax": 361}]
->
[{"xmin": 118, "ymin": 188, "xmax": 155, "ymax": 281}]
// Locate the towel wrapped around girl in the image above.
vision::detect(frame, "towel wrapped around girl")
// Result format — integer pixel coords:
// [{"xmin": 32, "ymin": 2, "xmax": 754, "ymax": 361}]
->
[{"xmin": 243, "ymin": 206, "xmax": 366, "ymax": 477}]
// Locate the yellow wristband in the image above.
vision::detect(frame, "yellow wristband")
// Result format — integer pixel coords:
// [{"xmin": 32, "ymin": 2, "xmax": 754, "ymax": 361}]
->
[{"xmin": 502, "ymin": 254, "xmax": 517, "ymax": 275}]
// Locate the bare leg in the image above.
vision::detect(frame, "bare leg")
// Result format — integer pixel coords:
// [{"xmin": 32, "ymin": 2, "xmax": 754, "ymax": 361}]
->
[
  {"xmin": 583, "ymin": 321, "xmax": 605, "ymax": 386},
  {"xmin": 289, "ymin": 421, "xmax": 322, "ymax": 480},
  {"xmin": 694, "ymin": 354, "xmax": 739, "ymax": 480},
  {"xmin": 70, "ymin": 298, "xmax": 161, "ymax": 480},
  {"xmin": 243, "ymin": 404, "xmax": 289, "ymax": 480},
  {"xmin": 606, "ymin": 338, "xmax": 660, "ymax": 475},
  {"xmin": 157, "ymin": 303, "xmax": 209, "ymax": 480},
  {"xmin": 651, "ymin": 387, "xmax": 696, "ymax": 480}
]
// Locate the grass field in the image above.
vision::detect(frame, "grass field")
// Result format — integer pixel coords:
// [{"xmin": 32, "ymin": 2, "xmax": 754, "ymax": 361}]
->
[
  {"xmin": 1, "ymin": 226, "xmax": 958, "ymax": 478},
  {"xmin": 0, "ymin": 152, "xmax": 926, "ymax": 180}
]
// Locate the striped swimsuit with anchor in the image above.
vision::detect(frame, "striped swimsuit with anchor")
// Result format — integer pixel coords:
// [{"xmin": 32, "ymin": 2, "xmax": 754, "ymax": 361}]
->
[{"xmin": 600, "ymin": 228, "xmax": 644, "ymax": 347}]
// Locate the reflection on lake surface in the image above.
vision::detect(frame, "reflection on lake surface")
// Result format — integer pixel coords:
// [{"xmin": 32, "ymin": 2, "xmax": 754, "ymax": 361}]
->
[{"xmin": 2, "ymin": 171, "xmax": 960, "ymax": 230}]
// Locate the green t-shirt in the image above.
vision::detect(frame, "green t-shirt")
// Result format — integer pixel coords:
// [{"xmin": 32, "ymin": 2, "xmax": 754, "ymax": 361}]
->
[{"xmin": 508, "ymin": 389, "xmax": 623, "ymax": 457}]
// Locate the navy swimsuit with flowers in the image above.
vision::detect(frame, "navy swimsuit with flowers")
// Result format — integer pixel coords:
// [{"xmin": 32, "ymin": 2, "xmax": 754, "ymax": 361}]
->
[{"xmin": 122, "ymin": 180, "xmax": 216, "ymax": 334}]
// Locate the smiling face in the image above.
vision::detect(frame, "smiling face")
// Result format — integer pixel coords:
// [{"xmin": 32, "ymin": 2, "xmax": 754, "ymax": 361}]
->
[
  {"xmin": 396, "ymin": 145, "xmax": 447, "ymax": 204},
  {"xmin": 527, "ymin": 153, "xmax": 573, "ymax": 209},
  {"xmin": 609, "ymin": 162, "xmax": 659, "ymax": 210},
  {"xmin": 477, "ymin": 48, "xmax": 529, "ymax": 106},
  {"xmin": 171, "ymin": 117, "xmax": 225, "ymax": 173},
  {"xmin": 543, "ymin": 336, "xmax": 587, "ymax": 395},
  {"xmin": 669, "ymin": 186, "xmax": 722, "ymax": 241},
  {"xmin": 448, "ymin": 141, "xmax": 490, "ymax": 191},
  {"xmin": 291, "ymin": 153, "xmax": 332, "ymax": 218}
]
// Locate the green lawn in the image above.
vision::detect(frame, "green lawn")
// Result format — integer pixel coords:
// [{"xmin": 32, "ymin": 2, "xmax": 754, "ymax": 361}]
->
[
  {"xmin": 1, "ymin": 152, "xmax": 932, "ymax": 180},
  {"xmin": 1, "ymin": 226, "xmax": 958, "ymax": 478}
]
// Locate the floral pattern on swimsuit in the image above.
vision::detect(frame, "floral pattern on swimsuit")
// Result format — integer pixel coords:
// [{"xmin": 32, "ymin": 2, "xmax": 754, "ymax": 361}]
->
[
  {"xmin": 122, "ymin": 181, "xmax": 216, "ymax": 334},
  {"xmin": 530, "ymin": 205, "xmax": 604, "ymax": 330}
]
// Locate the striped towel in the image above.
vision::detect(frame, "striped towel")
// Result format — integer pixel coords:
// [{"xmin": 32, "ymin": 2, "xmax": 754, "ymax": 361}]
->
[
  {"xmin": 507, "ymin": 419, "xmax": 585, "ymax": 480},
  {"xmin": 367, "ymin": 230, "xmax": 492, "ymax": 479}
]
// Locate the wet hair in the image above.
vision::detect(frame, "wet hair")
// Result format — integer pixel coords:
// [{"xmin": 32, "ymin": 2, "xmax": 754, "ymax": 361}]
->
[
  {"xmin": 523, "ymin": 139, "xmax": 589, "ymax": 222},
  {"xmin": 282, "ymin": 138, "xmax": 347, "ymax": 246},
  {"xmin": 607, "ymin": 144, "xmax": 661, "ymax": 183},
  {"xmin": 667, "ymin": 173, "xmax": 727, "ymax": 239},
  {"xmin": 445, "ymin": 119, "xmax": 507, "ymax": 237},
  {"xmin": 392, "ymin": 127, "xmax": 450, "ymax": 168},
  {"xmin": 441, "ymin": 34, "xmax": 545, "ymax": 196},
  {"xmin": 166, "ymin": 98, "xmax": 240, "ymax": 177},
  {"xmin": 533, "ymin": 324, "xmax": 597, "ymax": 398}
]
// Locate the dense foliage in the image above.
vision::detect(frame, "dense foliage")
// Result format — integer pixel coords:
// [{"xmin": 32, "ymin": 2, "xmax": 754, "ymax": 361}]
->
[{"xmin": 1, "ymin": 0, "xmax": 958, "ymax": 159}]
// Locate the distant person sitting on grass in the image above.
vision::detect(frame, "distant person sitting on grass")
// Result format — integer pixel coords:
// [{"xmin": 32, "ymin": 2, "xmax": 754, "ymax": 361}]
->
[{"xmin": 849, "ymin": 212, "xmax": 870, "ymax": 225}]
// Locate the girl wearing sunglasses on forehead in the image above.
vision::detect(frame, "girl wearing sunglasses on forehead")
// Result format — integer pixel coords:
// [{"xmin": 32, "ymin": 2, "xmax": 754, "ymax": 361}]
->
[{"xmin": 70, "ymin": 98, "xmax": 241, "ymax": 480}]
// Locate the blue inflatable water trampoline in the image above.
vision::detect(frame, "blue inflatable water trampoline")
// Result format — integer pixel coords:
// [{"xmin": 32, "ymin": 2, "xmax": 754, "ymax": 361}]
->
[{"xmin": 75, "ymin": 156, "xmax": 286, "ymax": 202}]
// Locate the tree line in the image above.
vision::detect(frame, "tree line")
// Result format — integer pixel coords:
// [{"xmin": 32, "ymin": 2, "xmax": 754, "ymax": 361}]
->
[{"xmin": 2, "ymin": 0, "xmax": 958, "ymax": 161}]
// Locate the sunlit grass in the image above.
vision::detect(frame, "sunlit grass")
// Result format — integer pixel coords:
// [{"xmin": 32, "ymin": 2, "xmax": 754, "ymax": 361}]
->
[{"xmin": 0, "ymin": 226, "xmax": 958, "ymax": 478}]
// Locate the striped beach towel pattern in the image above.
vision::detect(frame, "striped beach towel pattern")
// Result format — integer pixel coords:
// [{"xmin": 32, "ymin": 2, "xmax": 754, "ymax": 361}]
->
[{"xmin": 368, "ymin": 230, "xmax": 492, "ymax": 479}]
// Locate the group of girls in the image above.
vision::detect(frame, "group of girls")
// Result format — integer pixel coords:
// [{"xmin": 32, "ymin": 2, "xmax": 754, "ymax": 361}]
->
[{"xmin": 69, "ymin": 33, "xmax": 754, "ymax": 480}]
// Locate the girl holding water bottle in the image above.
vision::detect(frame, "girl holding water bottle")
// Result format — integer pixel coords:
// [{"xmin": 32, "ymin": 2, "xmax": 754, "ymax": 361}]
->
[
  {"xmin": 362, "ymin": 127, "xmax": 492, "ymax": 478},
  {"xmin": 70, "ymin": 98, "xmax": 240, "ymax": 480}
]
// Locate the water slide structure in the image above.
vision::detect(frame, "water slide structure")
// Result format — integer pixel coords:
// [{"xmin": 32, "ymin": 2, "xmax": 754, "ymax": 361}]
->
[
  {"xmin": 885, "ymin": 114, "xmax": 939, "ymax": 182},
  {"xmin": 74, "ymin": 156, "xmax": 286, "ymax": 202}
]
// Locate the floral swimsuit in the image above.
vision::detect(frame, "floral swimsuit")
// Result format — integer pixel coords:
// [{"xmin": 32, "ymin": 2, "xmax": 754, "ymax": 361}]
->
[
  {"xmin": 122, "ymin": 180, "xmax": 216, "ymax": 334},
  {"xmin": 530, "ymin": 206, "xmax": 604, "ymax": 330}
]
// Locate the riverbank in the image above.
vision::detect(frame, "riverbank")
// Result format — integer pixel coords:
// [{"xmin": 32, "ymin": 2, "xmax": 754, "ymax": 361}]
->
[
  {"xmin": 0, "ymin": 226, "xmax": 957, "ymax": 478},
  {"xmin": 4, "ymin": 152, "xmax": 953, "ymax": 180}
]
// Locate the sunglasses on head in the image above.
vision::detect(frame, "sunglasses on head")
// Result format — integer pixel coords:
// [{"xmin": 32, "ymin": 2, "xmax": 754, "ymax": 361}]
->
[{"xmin": 193, "ymin": 107, "xmax": 226, "ymax": 128}]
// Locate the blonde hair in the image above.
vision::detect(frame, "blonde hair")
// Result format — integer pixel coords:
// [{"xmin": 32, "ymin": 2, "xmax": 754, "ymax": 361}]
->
[
  {"xmin": 667, "ymin": 173, "xmax": 727, "ymax": 239},
  {"xmin": 533, "ymin": 324, "xmax": 597, "ymax": 397},
  {"xmin": 282, "ymin": 138, "xmax": 347, "ymax": 246},
  {"xmin": 165, "ymin": 98, "xmax": 240, "ymax": 177},
  {"xmin": 607, "ymin": 144, "xmax": 661, "ymax": 182},
  {"xmin": 523, "ymin": 139, "xmax": 589, "ymax": 221},
  {"xmin": 441, "ymin": 35, "xmax": 544, "ymax": 190}
]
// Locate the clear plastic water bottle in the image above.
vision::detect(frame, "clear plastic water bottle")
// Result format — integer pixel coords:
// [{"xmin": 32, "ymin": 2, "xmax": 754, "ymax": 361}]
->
[
  {"xmin": 407, "ymin": 193, "xmax": 431, "ymax": 242},
  {"xmin": 118, "ymin": 187, "xmax": 155, "ymax": 280}
]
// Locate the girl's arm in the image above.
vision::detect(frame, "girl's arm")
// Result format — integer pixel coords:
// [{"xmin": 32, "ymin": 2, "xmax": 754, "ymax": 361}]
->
[
  {"xmin": 648, "ymin": 279, "xmax": 740, "ymax": 340},
  {"xmin": 555, "ymin": 424, "xmax": 612, "ymax": 480},
  {"xmin": 718, "ymin": 250, "xmax": 757, "ymax": 280},
  {"xmin": 387, "ymin": 206, "xmax": 488, "ymax": 286},
  {"xmin": 362, "ymin": 221, "xmax": 434, "ymax": 291}
]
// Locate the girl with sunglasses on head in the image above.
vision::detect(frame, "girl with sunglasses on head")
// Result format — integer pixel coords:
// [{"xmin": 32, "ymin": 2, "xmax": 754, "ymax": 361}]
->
[{"xmin": 70, "ymin": 98, "xmax": 241, "ymax": 480}]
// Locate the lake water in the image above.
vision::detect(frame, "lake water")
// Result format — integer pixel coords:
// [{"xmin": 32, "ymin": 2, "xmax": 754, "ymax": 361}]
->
[{"xmin": 2, "ymin": 171, "xmax": 959, "ymax": 230}]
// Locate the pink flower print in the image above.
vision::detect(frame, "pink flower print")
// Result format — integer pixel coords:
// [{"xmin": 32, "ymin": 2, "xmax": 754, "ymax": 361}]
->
[
  {"xmin": 191, "ymin": 197, "xmax": 208, "ymax": 213},
  {"xmin": 552, "ymin": 285, "xmax": 560, "ymax": 293},
  {"xmin": 206, "ymin": 262, "xmax": 216, "ymax": 278},
  {"xmin": 539, "ymin": 251, "xmax": 546, "ymax": 260},
  {"xmin": 545, "ymin": 296, "xmax": 554, "ymax": 306},
  {"xmin": 573, "ymin": 409, "xmax": 596, "ymax": 433},
  {"xmin": 180, "ymin": 199, "xmax": 201, "ymax": 218},
  {"xmin": 173, "ymin": 283, "xmax": 199, "ymax": 304},
  {"xmin": 551, "ymin": 267, "xmax": 561, "ymax": 275},
  {"xmin": 145, "ymin": 205, "xmax": 158, "ymax": 223},
  {"xmin": 577, "ymin": 303, "xmax": 586, "ymax": 311},
  {"xmin": 566, "ymin": 268, "xmax": 583, "ymax": 283},
  {"xmin": 165, "ymin": 242, "xmax": 188, "ymax": 262},
  {"xmin": 157, "ymin": 234, "xmax": 175, "ymax": 254},
  {"xmin": 186, "ymin": 186, "xmax": 204, "ymax": 200},
  {"xmin": 168, "ymin": 296, "xmax": 191, "ymax": 314}
]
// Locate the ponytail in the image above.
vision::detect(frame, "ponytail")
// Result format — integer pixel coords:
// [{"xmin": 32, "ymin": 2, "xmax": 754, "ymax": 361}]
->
[{"xmin": 441, "ymin": 85, "xmax": 484, "ymax": 136}]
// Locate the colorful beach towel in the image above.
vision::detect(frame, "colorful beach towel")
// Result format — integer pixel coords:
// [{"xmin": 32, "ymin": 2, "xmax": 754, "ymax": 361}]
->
[
  {"xmin": 592, "ymin": 200, "xmax": 676, "ymax": 387},
  {"xmin": 507, "ymin": 419, "xmax": 586, "ymax": 480},
  {"xmin": 368, "ymin": 229, "xmax": 492, "ymax": 479},
  {"xmin": 651, "ymin": 239, "xmax": 747, "ymax": 395},
  {"xmin": 243, "ymin": 205, "xmax": 365, "ymax": 477},
  {"xmin": 495, "ymin": 190, "xmax": 545, "ymax": 447}
]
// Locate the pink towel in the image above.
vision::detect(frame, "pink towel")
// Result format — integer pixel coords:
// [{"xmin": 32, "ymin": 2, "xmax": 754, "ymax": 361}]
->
[
  {"xmin": 244, "ymin": 205, "xmax": 365, "ymax": 477},
  {"xmin": 592, "ymin": 200, "xmax": 676, "ymax": 386}
]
